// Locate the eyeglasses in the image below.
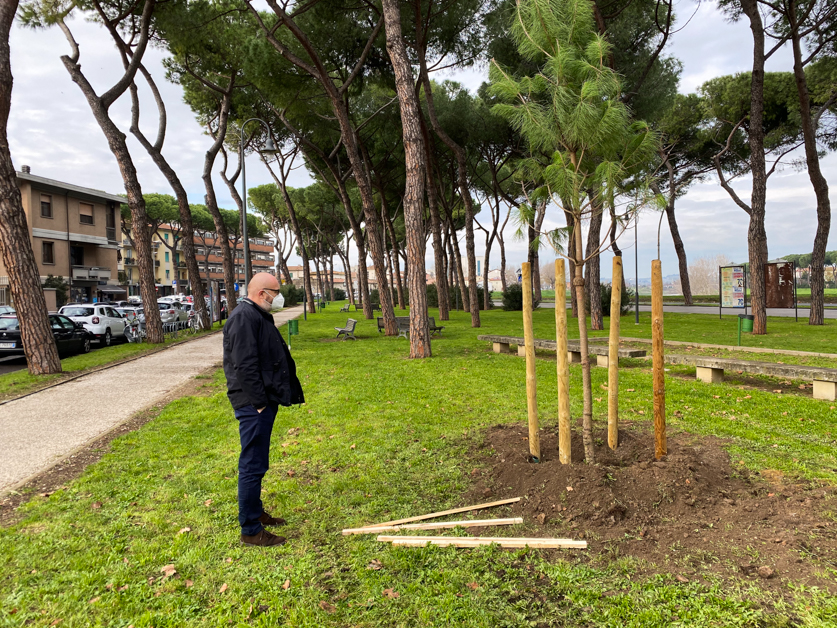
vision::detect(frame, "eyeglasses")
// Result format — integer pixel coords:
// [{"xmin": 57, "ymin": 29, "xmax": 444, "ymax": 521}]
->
[{"xmin": 262, "ymin": 288, "xmax": 280, "ymax": 298}]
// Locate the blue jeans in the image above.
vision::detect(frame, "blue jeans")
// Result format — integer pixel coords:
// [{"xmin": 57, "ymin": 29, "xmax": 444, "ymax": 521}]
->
[{"xmin": 235, "ymin": 404, "xmax": 277, "ymax": 535}]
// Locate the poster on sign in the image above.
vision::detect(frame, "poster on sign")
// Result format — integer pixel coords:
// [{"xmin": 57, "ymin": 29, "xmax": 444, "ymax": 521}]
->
[{"xmin": 720, "ymin": 266, "xmax": 745, "ymax": 308}]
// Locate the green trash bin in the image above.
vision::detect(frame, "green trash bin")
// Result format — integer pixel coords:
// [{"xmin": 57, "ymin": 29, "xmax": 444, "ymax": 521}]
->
[
  {"xmin": 739, "ymin": 314, "xmax": 754, "ymax": 333},
  {"xmin": 288, "ymin": 319, "xmax": 299, "ymax": 336}
]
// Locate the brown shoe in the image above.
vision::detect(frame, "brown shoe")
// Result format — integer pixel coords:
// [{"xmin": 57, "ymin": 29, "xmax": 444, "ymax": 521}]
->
[
  {"xmin": 259, "ymin": 511, "xmax": 286, "ymax": 526},
  {"xmin": 240, "ymin": 529, "xmax": 287, "ymax": 547}
]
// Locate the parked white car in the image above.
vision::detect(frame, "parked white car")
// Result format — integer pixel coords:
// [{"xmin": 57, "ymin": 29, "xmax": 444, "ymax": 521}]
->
[
  {"xmin": 157, "ymin": 300, "xmax": 188, "ymax": 324},
  {"xmin": 59, "ymin": 304, "xmax": 127, "ymax": 346}
]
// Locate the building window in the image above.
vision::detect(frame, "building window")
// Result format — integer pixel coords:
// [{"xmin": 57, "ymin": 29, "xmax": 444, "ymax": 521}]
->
[
  {"xmin": 164, "ymin": 233, "xmax": 169, "ymax": 241},
  {"xmin": 197, "ymin": 248, "xmax": 204, "ymax": 255},
  {"xmin": 70, "ymin": 245, "xmax": 84, "ymax": 267},
  {"xmin": 106, "ymin": 205, "xmax": 116, "ymax": 241},
  {"xmin": 42, "ymin": 241, "xmax": 55, "ymax": 264},
  {"xmin": 166, "ymin": 270, "xmax": 170, "ymax": 279},
  {"xmin": 41, "ymin": 194, "xmax": 52, "ymax": 218},
  {"xmin": 79, "ymin": 203, "xmax": 94, "ymax": 225},
  {"xmin": 165, "ymin": 252, "xmax": 170, "ymax": 262}
]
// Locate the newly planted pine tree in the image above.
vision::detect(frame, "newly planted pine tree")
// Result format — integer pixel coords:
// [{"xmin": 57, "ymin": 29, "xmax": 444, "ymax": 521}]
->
[{"xmin": 489, "ymin": 0, "xmax": 658, "ymax": 462}]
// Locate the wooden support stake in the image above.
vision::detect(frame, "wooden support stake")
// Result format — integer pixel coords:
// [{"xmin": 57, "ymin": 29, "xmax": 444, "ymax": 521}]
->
[
  {"xmin": 342, "ymin": 517, "xmax": 523, "ymax": 535},
  {"xmin": 555, "ymin": 259, "xmax": 571, "ymax": 464},
  {"xmin": 377, "ymin": 535, "xmax": 588, "ymax": 549},
  {"xmin": 363, "ymin": 497, "xmax": 521, "ymax": 528},
  {"xmin": 651, "ymin": 259, "xmax": 667, "ymax": 459},
  {"xmin": 521, "ymin": 262, "xmax": 540, "ymax": 460},
  {"xmin": 608, "ymin": 256, "xmax": 622, "ymax": 450}
]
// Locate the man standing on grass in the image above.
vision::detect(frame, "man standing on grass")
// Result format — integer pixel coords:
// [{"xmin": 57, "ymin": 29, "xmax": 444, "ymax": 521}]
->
[{"xmin": 223, "ymin": 272, "xmax": 304, "ymax": 547}]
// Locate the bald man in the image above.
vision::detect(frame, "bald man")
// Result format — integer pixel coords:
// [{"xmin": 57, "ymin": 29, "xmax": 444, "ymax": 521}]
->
[{"xmin": 223, "ymin": 273, "xmax": 304, "ymax": 547}]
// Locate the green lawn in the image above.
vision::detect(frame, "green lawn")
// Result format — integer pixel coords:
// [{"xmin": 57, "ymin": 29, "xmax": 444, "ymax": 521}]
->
[
  {"xmin": 0, "ymin": 322, "xmax": 224, "ymax": 401},
  {"xmin": 1, "ymin": 305, "xmax": 836, "ymax": 626}
]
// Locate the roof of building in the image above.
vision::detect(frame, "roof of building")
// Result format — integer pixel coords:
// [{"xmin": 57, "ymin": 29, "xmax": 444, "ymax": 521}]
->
[{"xmin": 16, "ymin": 170, "xmax": 127, "ymax": 204}]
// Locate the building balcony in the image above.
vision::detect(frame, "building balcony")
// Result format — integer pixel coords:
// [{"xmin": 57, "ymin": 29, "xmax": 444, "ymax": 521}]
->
[
  {"xmin": 123, "ymin": 257, "xmax": 137, "ymax": 266},
  {"xmin": 72, "ymin": 266, "xmax": 112, "ymax": 280}
]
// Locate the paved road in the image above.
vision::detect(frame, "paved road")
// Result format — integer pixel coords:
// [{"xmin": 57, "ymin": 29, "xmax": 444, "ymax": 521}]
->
[
  {"xmin": 0, "ymin": 306, "xmax": 303, "ymax": 496},
  {"xmin": 512, "ymin": 301, "xmax": 837, "ymax": 319}
]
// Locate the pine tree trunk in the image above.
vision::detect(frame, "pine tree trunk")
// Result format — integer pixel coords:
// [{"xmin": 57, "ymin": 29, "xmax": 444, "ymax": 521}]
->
[
  {"xmin": 532, "ymin": 201, "xmax": 545, "ymax": 303},
  {"xmin": 0, "ymin": 2, "xmax": 62, "ymax": 374},
  {"xmin": 665, "ymin": 204, "xmax": 692, "ymax": 306},
  {"xmin": 201, "ymin": 92, "xmax": 239, "ymax": 317},
  {"xmin": 127, "ymin": 73, "xmax": 209, "ymax": 327},
  {"xmin": 419, "ymin": 68, "xmax": 479, "ymax": 327},
  {"xmin": 499, "ymin": 237, "xmax": 508, "ymax": 293},
  {"xmin": 573, "ymin": 215, "xmax": 595, "ymax": 463},
  {"xmin": 328, "ymin": 256, "xmax": 335, "ymax": 301},
  {"xmin": 381, "ymin": 0, "xmax": 431, "ymax": 355},
  {"xmin": 586, "ymin": 198, "xmax": 603, "ymax": 330},
  {"xmin": 788, "ymin": 0, "xmax": 830, "ymax": 326},
  {"xmin": 58, "ymin": 26, "xmax": 163, "ymax": 343},
  {"xmin": 448, "ymin": 218, "xmax": 470, "ymax": 312},
  {"xmin": 740, "ymin": 0, "xmax": 769, "ymax": 335},
  {"xmin": 484, "ymin": 231, "xmax": 495, "ymax": 309},
  {"xmin": 564, "ymin": 209, "xmax": 578, "ymax": 317},
  {"xmin": 424, "ymin": 146, "xmax": 450, "ymax": 320}
]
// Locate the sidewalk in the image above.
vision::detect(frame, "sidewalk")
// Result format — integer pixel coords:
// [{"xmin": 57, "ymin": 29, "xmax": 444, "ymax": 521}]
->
[{"xmin": 0, "ymin": 306, "xmax": 303, "ymax": 496}]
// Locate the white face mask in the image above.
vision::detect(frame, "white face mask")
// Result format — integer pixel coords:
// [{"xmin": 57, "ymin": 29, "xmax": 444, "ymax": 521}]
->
[{"xmin": 262, "ymin": 291, "xmax": 282, "ymax": 312}]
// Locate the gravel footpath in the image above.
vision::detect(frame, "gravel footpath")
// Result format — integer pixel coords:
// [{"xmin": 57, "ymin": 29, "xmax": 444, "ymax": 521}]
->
[{"xmin": 0, "ymin": 306, "xmax": 304, "ymax": 496}]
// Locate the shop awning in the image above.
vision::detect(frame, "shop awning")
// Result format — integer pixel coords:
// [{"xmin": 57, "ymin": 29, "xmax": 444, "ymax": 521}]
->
[{"xmin": 97, "ymin": 286, "xmax": 128, "ymax": 294}]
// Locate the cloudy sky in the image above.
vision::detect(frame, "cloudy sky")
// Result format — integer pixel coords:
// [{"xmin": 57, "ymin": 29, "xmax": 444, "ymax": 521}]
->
[{"xmin": 9, "ymin": 2, "xmax": 837, "ymax": 282}]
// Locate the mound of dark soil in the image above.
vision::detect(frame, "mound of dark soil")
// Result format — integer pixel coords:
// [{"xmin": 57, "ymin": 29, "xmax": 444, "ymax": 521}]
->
[{"xmin": 467, "ymin": 422, "xmax": 837, "ymax": 592}]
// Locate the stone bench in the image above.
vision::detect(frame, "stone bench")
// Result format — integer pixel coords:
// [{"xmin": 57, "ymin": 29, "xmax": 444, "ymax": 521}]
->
[
  {"xmin": 665, "ymin": 354, "xmax": 837, "ymax": 401},
  {"xmin": 477, "ymin": 335, "xmax": 646, "ymax": 367}
]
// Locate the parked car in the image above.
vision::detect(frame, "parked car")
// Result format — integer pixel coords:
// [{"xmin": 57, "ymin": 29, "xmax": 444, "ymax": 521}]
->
[
  {"xmin": 128, "ymin": 296, "xmax": 141, "ymax": 304},
  {"xmin": 0, "ymin": 314, "xmax": 92, "ymax": 357},
  {"xmin": 157, "ymin": 301, "xmax": 188, "ymax": 324},
  {"xmin": 117, "ymin": 307, "xmax": 144, "ymax": 323},
  {"xmin": 111, "ymin": 300, "xmax": 131, "ymax": 308},
  {"xmin": 0, "ymin": 305, "xmax": 14, "ymax": 315},
  {"xmin": 59, "ymin": 304, "xmax": 127, "ymax": 346}
]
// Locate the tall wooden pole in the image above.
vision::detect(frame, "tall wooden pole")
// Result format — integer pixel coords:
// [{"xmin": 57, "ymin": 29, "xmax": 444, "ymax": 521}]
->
[
  {"xmin": 555, "ymin": 260, "xmax": 571, "ymax": 464},
  {"xmin": 608, "ymin": 256, "xmax": 622, "ymax": 450},
  {"xmin": 522, "ymin": 262, "xmax": 540, "ymax": 460},
  {"xmin": 651, "ymin": 259, "xmax": 667, "ymax": 459}
]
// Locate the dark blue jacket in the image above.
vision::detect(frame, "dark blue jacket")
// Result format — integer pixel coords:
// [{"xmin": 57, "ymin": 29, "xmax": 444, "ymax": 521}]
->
[{"xmin": 222, "ymin": 299, "xmax": 304, "ymax": 410}]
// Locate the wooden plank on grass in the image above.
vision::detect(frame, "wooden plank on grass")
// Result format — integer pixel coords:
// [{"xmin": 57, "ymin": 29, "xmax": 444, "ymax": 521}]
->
[
  {"xmin": 377, "ymin": 535, "xmax": 587, "ymax": 549},
  {"xmin": 363, "ymin": 497, "xmax": 521, "ymax": 529},
  {"xmin": 342, "ymin": 517, "xmax": 523, "ymax": 535}
]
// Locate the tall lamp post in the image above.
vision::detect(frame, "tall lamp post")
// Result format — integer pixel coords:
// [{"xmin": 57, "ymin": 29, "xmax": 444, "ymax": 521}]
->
[{"xmin": 240, "ymin": 118, "xmax": 278, "ymax": 292}]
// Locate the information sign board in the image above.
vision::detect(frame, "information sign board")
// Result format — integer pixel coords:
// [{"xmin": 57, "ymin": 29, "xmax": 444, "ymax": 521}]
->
[{"xmin": 721, "ymin": 266, "xmax": 745, "ymax": 308}]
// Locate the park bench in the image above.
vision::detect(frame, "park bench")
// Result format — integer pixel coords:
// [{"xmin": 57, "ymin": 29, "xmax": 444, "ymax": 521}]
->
[
  {"xmin": 340, "ymin": 304, "xmax": 350, "ymax": 312},
  {"xmin": 476, "ymin": 334, "xmax": 646, "ymax": 367},
  {"xmin": 665, "ymin": 354, "xmax": 837, "ymax": 401},
  {"xmin": 377, "ymin": 316, "xmax": 437, "ymax": 339},
  {"xmin": 335, "ymin": 318, "xmax": 358, "ymax": 341}
]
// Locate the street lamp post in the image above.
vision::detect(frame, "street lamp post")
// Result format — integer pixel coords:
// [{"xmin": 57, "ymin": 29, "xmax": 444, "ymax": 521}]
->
[{"xmin": 240, "ymin": 118, "xmax": 278, "ymax": 292}]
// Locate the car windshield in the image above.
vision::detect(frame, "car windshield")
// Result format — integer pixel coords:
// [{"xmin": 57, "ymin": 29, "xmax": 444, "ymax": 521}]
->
[
  {"xmin": 0, "ymin": 316, "xmax": 19, "ymax": 330},
  {"xmin": 158, "ymin": 303, "xmax": 174, "ymax": 310},
  {"xmin": 62, "ymin": 307, "xmax": 95, "ymax": 317}
]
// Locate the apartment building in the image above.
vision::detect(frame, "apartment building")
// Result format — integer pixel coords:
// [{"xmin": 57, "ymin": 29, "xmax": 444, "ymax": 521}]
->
[
  {"xmin": 121, "ymin": 225, "xmax": 275, "ymax": 296},
  {"xmin": 2, "ymin": 166, "xmax": 125, "ymax": 306}
]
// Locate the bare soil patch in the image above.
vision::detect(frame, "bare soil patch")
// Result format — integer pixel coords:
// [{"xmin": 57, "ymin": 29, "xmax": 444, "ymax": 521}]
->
[
  {"xmin": 0, "ymin": 367, "xmax": 220, "ymax": 527},
  {"xmin": 467, "ymin": 422, "xmax": 837, "ymax": 592}
]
